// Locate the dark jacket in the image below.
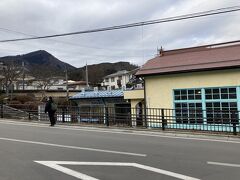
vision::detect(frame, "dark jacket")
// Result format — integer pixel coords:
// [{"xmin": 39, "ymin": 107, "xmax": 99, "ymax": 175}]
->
[{"xmin": 45, "ymin": 100, "xmax": 54, "ymax": 113}]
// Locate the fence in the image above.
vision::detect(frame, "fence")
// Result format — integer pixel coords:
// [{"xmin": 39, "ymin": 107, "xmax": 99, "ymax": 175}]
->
[{"xmin": 0, "ymin": 103, "xmax": 239, "ymax": 135}]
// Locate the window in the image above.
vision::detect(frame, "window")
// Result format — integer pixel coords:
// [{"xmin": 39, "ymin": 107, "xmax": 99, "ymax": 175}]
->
[
  {"xmin": 111, "ymin": 77, "xmax": 115, "ymax": 82},
  {"xmin": 174, "ymin": 87, "xmax": 239, "ymax": 125},
  {"xmin": 205, "ymin": 87, "xmax": 236, "ymax": 100},
  {"xmin": 118, "ymin": 76, "xmax": 122, "ymax": 80},
  {"xmin": 105, "ymin": 78, "xmax": 109, "ymax": 82},
  {"xmin": 174, "ymin": 89, "xmax": 203, "ymax": 124},
  {"xmin": 175, "ymin": 103, "xmax": 203, "ymax": 124},
  {"xmin": 206, "ymin": 102, "xmax": 238, "ymax": 124},
  {"xmin": 174, "ymin": 89, "xmax": 201, "ymax": 101},
  {"xmin": 205, "ymin": 87, "xmax": 238, "ymax": 124}
]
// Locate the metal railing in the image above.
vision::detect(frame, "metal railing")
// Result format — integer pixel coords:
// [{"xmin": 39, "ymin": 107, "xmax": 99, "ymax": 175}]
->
[{"xmin": 1, "ymin": 103, "xmax": 239, "ymax": 135}]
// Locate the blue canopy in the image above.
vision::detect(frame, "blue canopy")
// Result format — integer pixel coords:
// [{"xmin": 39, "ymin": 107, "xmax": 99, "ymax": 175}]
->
[{"xmin": 70, "ymin": 89, "xmax": 124, "ymax": 99}]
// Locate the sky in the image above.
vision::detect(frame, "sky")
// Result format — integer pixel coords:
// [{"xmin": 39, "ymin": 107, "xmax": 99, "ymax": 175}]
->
[{"xmin": 0, "ymin": 0, "xmax": 239, "ymax": 68}]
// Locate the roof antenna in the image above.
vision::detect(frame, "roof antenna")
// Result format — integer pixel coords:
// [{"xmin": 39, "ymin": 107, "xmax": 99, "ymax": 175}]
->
[
  {"xmin": 158, "ymin": 46, "xmax": 164, "ymax": 56},
  {"xmin": 160, "ymin": 46, "xmax": 164, "ymax": 56}
]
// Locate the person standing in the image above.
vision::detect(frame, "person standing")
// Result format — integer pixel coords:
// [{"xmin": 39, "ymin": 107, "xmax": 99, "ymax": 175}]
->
[{"xmin": 45, "ymin": 96, "xmax": 57, "ymax": 126}]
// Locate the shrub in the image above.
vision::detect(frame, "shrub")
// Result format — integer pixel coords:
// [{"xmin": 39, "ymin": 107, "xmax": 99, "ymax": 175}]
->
[
  {"xmin": 8, "ymin": 100, "xmax": 22, "ymax": 109},
  {"xmin": 12, "ymin": 95, "xmax": 35, "ymax": 104},
  {"xmin": 24, "ymin": 101, "xmax": 41, "ymax": 111}
]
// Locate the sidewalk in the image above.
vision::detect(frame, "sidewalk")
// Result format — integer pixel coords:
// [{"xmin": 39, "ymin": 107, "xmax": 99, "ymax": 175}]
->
[{"xmin": 0, "ymin": 118, "xmax": 239, "ymax": 142}]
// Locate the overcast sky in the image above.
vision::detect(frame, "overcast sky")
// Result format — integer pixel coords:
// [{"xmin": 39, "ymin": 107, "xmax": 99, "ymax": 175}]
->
[{"xmin": 0, "ymin": 0, "xmax": 239, "ymax": 68}]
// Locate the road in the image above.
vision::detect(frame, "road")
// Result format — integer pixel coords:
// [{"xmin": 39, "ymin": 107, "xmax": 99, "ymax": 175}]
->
[{"xmin": 0, "ymin": 119, "xmax": 239, "ymax": 180}]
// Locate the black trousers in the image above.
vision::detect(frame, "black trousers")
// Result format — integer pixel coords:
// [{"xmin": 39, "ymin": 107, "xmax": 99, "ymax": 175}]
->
[{"xmin": 48, "ymin": 112, "xmax": 56, "ymax": 125}]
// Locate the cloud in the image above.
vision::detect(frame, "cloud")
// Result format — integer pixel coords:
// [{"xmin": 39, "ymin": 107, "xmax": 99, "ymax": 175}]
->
[{"xmin": 0, "ymin": 0, "xmax": 239, "ymax": 67}]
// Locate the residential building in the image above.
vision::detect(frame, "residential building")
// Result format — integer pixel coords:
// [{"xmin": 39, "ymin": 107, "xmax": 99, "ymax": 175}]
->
[
  {"xmin": 15, "ymin": 76, "xmax": 66, "ymax": 91},
  {"xmin": 67, "ymin": 81, "xmax": 90, "ymax": 90},
  {"xmin": 102, "ymin": 70, "xmax": 137, "ymax": 90},
  {"xmin": 124, "ymin": 41, "xmax": 240, "ymax": 129}
]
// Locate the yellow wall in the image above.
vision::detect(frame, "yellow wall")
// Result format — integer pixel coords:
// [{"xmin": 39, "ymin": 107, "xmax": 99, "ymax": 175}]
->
[
  {"xmin": 124, "ymin": 90, "xmax": 143, "ymax": 114},
  {"xmin": 124, "ymin": 89, "xmax": 144, "ymax": 100},
  {"xmin": 145, "ymin": 69, "xmax": 240, "ymax": 109}
]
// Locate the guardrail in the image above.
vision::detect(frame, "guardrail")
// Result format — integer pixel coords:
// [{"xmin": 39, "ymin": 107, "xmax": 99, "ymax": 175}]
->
[{"xmin": 0, "ymin": 104, "xmax": 239, "ymax": 135}]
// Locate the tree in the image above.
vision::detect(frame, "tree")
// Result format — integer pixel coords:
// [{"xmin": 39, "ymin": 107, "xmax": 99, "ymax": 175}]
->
[
  {"xmin": 30, "ymin": 68, "xmax": 63, "ymax": 98},
  {"xmin": 33, "ymin": 77, "xmax": 55, "ymax": 98},
  {"xmin": 0, "ymin": 62, "xmax": 22, "ymax": 99}
]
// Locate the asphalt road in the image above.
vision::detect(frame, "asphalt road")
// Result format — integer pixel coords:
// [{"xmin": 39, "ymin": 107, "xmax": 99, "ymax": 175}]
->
[{"xmin": 0, "ymin": 119, "xmax": 239, "ymax": 180}]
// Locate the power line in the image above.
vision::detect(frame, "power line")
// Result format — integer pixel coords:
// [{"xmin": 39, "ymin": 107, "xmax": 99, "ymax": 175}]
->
[
  {"xmin": 0, "ymin": 27, "xmax": 140, "ymax": 52},
  {"xmin": 0, "ymin": 28, "xmax": 155, "ymax": 58},
  {"xmin": 0, "ymin": 6, "xmax": 240, "ymax": 43}
]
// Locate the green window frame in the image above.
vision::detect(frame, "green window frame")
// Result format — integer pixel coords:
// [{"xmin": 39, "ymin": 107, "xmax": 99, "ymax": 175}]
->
[
  {"xmin": 174, "ymin": 88, "xmax": 203, "ymax": 124},
  {"xmin": 205, "ymin": 87, "xmax": 238, "ymax": 124},
  {"xmin": 173, "ymin": 86, "xmax": 239, "ymax": 125}
]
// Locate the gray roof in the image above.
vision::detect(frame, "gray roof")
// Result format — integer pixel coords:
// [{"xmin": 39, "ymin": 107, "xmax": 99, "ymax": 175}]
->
[
  {"xmin": 70, "ymin": 89, "xmax": 123, "ymax": 99},
  {"xmin": 104, "ymin": 70, "xmax": 129, "ymax": 78}
]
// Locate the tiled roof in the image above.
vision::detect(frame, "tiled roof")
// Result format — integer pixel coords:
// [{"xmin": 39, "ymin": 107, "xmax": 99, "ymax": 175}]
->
[
  {"xmin": 105, "ymin": 70, "xmax": 129, "ymax": 78},
  {"xmin": 136, "ymin": 42, "xmax": 240, "ymax": 76},
  {"xmin": 70, "ymin": 89, "xmax": 123, "ymax": 99}
]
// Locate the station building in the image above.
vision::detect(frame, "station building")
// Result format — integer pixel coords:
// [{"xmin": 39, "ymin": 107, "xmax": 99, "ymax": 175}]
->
[{"xmin": 124, "ymin": 41, "xmax": 240, "ymax": 129}]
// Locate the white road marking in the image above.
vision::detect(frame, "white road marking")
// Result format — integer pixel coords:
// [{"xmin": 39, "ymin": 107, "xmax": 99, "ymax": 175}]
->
[
  {"xmin": 0, "ymin": 137, "xmax": 146, "ymax": 157},
  {"xmin": 207, "ymin": 161, "xmax": 240, "ymax": 168},
  {"xmin": 35, "ymin": 161, "xmax": 201, "ymax": 180},
  {"xmin": 0, "ymin": 119, "xmax": 240, "ymax": 145},
  {"xmin": 36, "ymin": 161, "xmax": 99, "ymax": 180}
]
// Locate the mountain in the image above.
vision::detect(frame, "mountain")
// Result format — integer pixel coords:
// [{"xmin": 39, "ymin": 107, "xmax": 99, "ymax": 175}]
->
[
  {"xmin": 0, "ymin": 50, "xmax": 76, "ymax": 77},
  {"xmin": 69, "ymin": 62, "xmax": 139, "ymax": 84},
  {"xmin": 0, "ymin": 50, "xmax": 138, "ymax": 83}
]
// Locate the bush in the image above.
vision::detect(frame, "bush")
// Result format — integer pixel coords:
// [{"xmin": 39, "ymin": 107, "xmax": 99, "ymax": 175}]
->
[
  {"xmin": 12, "ymin": 95, "xmax": 35, "ymax": 104},
  {"xmin": 56, "ymin": 97, "xmax": 69, "ymax": 106},
  {"xmin": 24, "ymin": 101, "xmax": 41, "ymax": 111},
  {"xmin": 8, "ymin": 100, "xmax": 21, "ymax": 105},
  {"xmin": 8, "ymin": 100, "xmax": 22, "ymax": 109}
]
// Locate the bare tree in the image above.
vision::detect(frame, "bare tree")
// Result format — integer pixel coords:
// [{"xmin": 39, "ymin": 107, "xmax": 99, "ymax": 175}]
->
[
  {"xmin": 35, "ymin": 77, "xmax": 56, "ymax": 98},
  {"xmin": 1, "ymin": 62, "xmax": 22, "ymax": 99},
  {"xmin": 30, "ymin": 68, "xmax": 57, "ymax": 98}
]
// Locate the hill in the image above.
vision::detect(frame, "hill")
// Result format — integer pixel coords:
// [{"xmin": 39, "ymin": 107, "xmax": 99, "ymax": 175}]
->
[
  {"xmin": 69, "ymin": 62, "xmax": 138, "ymax": 84},
  {"xmin": 0, "ymin": 50, "xmax": 138, "ymax": 83},
  {"xmin": 0, "ymin": 50, "xmax": 76, "ymax": 77}
]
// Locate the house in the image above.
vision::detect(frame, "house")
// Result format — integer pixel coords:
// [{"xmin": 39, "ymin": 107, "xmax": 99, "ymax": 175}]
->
[
  {"xmin": 69, "ymin": 89, "xmax": 130, "ymax": 125},
  {"xmin": 67, "ymin": 80, "xmax": 90, "ymax": 90},
  {"xmin": 124, "ymin": 41, "xmax": 240, "ymax": 130},
  {"xmin": 101, "ymin": 69, "xmax": 137, "ymax": 90},
  {"xmin": 16, "ymin": 76, "xmax": 66, "ymax": 91}
]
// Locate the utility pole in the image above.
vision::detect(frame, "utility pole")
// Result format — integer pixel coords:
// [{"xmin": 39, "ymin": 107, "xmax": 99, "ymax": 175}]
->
[
  {"xmin": 85, "ymin": 62, "xmax": 89, "ymax": 89},
  {"xmin": 65, "ymin": 65, "xmax": 69, "ymax": 101},
  {"xmin": 22, "ymin": 61, "xmax": 25, "ymax": 90}
]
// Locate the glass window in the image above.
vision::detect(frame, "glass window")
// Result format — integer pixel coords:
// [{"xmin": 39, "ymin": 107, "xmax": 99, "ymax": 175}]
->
[
  {"xmin": 221, "ymin": 88, "xmax": 228, "ymax": 93},
  {"xmin": 206, "ymin": 102, "xmax": 238, "ymax": 124},
  {"xmin": 174, "ymin": 89, "xmax": 201, "ymax": 100},
  {"xmin": 174, "ymin": 87, "xmax": 238, "ymax": 125},
  {"xmin": 175, "ymin": 102, "xmax": 203, "ymax": 124},
  {"xmin": 174, "ymin": 90, "xmax": 180, "ymax": 95},
  {"xmin": 111, "ymin": 77, "xmax": 115, "ymax": 82},
  {"xmin": 205, "ymin": 89, "xmax": 212, "ymax": 99},
  {"xmin": 205, "ymin": 87, "xmax": 237, "ymax": 100},
  {"xmin": 105, "ymin": 78, "xmax": 109, "ymax": 82},
  {"xmin": 229, "ymin": 88, "xmax": 237, "ymax": 99},
  {"xmin": 188, "ymin": 90, "xmax": 194, "ymax": 100},
  {"xmin": 195, "ymin": 89, "xmax": 202, "ymax": 100}
]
